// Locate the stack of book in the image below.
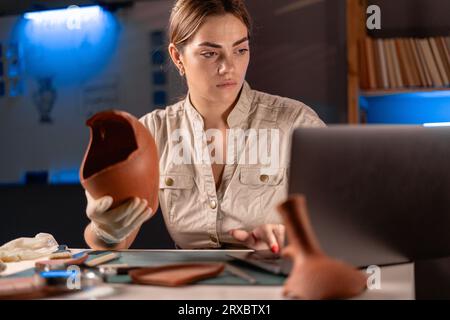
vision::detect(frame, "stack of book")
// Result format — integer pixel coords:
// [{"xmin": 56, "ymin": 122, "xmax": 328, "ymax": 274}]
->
[{"xmin": 359, "ymin": 36, "xmax": 450, "ymax": 91}]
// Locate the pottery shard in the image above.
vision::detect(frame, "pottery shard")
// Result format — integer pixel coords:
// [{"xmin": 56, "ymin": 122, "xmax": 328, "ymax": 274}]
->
[{"xmin": 80, "ymin": 110, "xmax": 159, "ymax": 211}]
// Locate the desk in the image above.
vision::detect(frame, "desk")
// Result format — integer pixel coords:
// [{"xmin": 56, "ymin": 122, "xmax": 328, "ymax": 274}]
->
[{"xmin": 1, "ymin": 249, "xmax": 415, "ymax": 300}]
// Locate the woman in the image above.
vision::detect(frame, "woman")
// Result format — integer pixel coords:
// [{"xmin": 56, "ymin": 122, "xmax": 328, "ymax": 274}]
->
[{"xmin": 84, "ymin": 0, "xmax": 325, "ymax": 252}]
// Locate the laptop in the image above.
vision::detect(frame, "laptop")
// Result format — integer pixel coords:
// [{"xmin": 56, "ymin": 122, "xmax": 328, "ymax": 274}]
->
[
  {"xmin": 228, "ymin": 125, "xmax": 450, "ymax": 273},
  {"xmin": 288, "ymin": 125, "xmax": 450, "ymax": 267}
]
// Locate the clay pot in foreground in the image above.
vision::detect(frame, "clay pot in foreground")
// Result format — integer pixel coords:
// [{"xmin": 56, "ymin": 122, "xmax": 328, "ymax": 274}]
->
[
  {"xmin": 277, "ymin": 194, "xmax": 367, "ymax": 300},
  {"xmin": 79, "ymin": 110, "xmax": 159, "ymax": 211}
]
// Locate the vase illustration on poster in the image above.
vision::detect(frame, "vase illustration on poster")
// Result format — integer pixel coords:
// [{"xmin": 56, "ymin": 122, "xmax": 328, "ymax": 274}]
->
[{"xmin": 33, "ymin": 77, "xmax": 57, "ymax": 124}]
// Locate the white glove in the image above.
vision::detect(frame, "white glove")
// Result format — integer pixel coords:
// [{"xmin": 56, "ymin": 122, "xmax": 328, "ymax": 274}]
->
[
  {"xmin": 85, "ymin": 191, "xmax": 153, "ymax": 244},
  {"xmin": 0, "ymin": 233, "xmax": 59, "ymax": 262}
]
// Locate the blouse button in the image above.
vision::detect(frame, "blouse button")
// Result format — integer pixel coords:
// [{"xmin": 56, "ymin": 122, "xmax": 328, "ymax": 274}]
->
[
  {"xmin": 165, "ymin": 177, "xmax": 174, "ymax": 186},
  {"xmin": 260, "ymin": 174, "xmax": 269, "ymax": 183},
  {"xmin": 209, "ymin": 200, "xmax": 217, "ymax": 209}
]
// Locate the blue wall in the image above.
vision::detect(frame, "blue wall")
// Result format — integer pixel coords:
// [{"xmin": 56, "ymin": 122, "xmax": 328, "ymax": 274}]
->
[{"xmin": 14, "ymin": 6, "xmax": 119, "ymax": 85}]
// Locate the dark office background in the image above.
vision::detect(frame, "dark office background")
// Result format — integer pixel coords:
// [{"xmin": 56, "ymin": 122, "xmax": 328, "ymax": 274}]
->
[{"xmin": 0, "ymin": 0, "xmax": 449, "ymax": 248}]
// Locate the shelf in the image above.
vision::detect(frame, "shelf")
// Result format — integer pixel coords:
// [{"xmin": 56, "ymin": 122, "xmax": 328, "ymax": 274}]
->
[
  {"xmin": 360, "ymin": 87, "xmax": 450, "ymax": 97},
  {"xmin": 346, "ymin": 0, "xmax": 450, "ymax": 123}
]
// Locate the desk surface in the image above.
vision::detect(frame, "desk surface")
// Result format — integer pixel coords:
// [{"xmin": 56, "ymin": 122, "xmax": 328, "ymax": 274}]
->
[{"xmin": 1, "ymin": 249, "xmax": 415, "ymax": 300}]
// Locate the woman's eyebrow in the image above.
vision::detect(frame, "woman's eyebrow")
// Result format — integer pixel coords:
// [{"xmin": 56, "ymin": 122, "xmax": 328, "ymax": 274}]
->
[
  {"xmin": 197, "ymin": 37, "xmax": 249, "ymax": 48},
  {"xmin": 232, "ymin": 36, "xmax": 249, "ymax": 46}
]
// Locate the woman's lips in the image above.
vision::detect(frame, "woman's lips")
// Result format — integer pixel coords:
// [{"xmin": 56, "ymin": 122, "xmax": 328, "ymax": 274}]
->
[{"xmin": 216, "ymin": 82, "xmax": 237, "ymax": 88}]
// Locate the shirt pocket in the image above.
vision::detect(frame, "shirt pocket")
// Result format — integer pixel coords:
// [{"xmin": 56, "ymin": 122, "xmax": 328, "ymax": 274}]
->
[
  {"xmin": 159, "ymin": 173, "xmax": 195, "ymax": 224},
  {"xmin": 236, "ymin": 167, "xmax": 286, "ymax": 223},
  {"xmin": 239, "ymin": 167, "xmax": 285, "ymax": 188}
]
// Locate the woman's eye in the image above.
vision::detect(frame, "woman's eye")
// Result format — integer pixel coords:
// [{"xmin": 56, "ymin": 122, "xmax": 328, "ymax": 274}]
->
[
  {"xmin": 237, "ymin": 48, "xmax": 249, "ymax": 55},
  {"xmin": 201, "ymin": 52, "xmax": 216, "ymax": 58}
]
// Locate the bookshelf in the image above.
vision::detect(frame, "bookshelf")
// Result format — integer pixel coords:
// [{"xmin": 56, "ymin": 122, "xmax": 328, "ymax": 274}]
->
[{"xmin": 346, "ymin": 0, "xmax": 450, "ymax": 124}]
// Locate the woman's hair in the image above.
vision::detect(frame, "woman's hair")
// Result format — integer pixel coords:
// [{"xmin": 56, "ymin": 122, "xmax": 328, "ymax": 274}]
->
[{"xmin": 169, "ymin": 0, "xmax": 252, "ymax": 50}]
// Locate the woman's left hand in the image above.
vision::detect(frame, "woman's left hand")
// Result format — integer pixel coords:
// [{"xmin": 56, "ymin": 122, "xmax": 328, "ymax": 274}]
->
[{"xmin": 229, "ymin": 224, "xmax": 285, "ymax": 253}]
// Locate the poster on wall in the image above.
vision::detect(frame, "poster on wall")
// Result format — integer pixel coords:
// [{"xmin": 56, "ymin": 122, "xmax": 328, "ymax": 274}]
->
[
  {"xmin": 81, "ymin": 79, "xmax": 120, "ymax": 119},
  {"xmin": 33, "ymin": 77, "xmax": 57, "ymax": 124}
]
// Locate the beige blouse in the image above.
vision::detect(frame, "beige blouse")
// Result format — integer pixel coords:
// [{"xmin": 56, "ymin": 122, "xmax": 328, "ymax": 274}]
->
[{"xmin": 139, "ymin": 81, "xmax": 325, "ymax": 249}]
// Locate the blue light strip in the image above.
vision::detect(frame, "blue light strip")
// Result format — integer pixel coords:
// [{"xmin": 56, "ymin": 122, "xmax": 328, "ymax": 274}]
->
[
  {"xmin": 40, "ymin": 270, "xmax": 78, "ymax": 278},
  {"xmin": 24, "ymin": 6, "xmax": 102, "ymax": 30},
  {"xmin": 49, "ymin": 169, "xmax": 80, "ymax": 184},
  {"xmin": 423, "ymin": 122, "xmax": 450, "ymax": 127}
]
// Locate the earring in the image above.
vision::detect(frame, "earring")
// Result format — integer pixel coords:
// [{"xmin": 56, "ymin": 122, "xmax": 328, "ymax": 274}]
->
[{"xmin": 179, "ymin": 67, "xmax": 185, "ymax": 76}]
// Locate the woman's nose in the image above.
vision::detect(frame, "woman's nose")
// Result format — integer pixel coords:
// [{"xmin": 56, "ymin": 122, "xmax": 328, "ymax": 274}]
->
[{"xmin": 218, "ymin": 55, "xmax": 235, "ymax": 75}]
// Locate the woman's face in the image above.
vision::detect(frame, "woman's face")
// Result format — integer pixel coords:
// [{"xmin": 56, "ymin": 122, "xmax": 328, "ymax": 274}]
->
[{"xmin": 176, "ymin": 13, "xmax": 250, "ymax": 106}]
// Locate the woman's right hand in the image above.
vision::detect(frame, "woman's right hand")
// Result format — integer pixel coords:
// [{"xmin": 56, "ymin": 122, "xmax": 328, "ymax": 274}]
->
[{"xmin": 85, "ymin": 191, "xmax": 154, "ymax": 244}]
